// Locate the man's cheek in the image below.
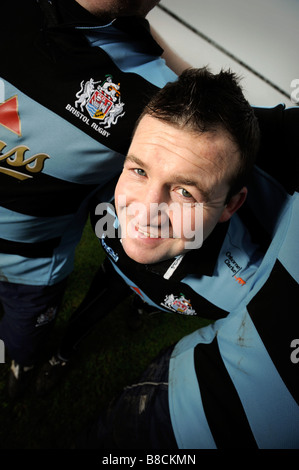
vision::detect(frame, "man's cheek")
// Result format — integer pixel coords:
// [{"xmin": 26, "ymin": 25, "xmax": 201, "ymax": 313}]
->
[{"xmin": 178, "ymin": 203, "xmax": 204, "ymax": 249}]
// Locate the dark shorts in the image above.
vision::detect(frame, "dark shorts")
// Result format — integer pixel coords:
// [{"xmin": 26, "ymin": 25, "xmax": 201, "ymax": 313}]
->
[
  {"xmin": 0, "ymin": 278, "xmax": 67, "ymax": 366},
  {"xmin": 76, "ymin": 345, "xmax": 178, "ymax": 449}
]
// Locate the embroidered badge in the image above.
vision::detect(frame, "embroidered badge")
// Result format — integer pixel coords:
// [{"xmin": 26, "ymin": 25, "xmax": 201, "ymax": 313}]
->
[
  {"xmin": 35, "ymin": 307, "xmax": 57, "ymax": 327},
  {"xmin": 66, "ymin": 75, "xmax": 125, "ymax": 136},
  {"xmin": 161, "ymin": 293, "xmax": 196, "ymax": 316}
]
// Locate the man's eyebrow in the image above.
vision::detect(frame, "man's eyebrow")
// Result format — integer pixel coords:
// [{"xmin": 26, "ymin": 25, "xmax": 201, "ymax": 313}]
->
[
  {"xmin": 171, "ymin": 176, "xmax": 211, "ymax": 201},
  {"xmin": 125, "ymin": 154, "xmax": 149, "ymax": 169}
]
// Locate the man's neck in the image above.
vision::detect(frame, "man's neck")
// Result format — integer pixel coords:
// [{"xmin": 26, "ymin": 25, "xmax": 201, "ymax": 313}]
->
[
  {"xmin": 56, "ymin": 0, "xmax": 114, "ymax": 26},
  {"xmin": 74, "ymin": 0, "xmax": 154, "ymax": 21},
  {"xmin": 74, "ymin": 0, "xmax": 116, "ymax": 22}
]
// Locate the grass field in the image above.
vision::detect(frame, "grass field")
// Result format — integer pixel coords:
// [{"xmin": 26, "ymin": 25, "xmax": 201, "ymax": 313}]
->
[{"xmin": 0, "ymin": 220, "xmax": 209, "ymax": 449}]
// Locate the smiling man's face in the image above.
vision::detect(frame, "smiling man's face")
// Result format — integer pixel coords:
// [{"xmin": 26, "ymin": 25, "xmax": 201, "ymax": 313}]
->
[{"xmin": 115, "ymin": 114, "xmax": 246, "ymax": 264}]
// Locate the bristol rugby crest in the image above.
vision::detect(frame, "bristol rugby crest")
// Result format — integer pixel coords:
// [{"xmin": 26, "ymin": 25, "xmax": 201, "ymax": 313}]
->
[
  {"xmin": 72, "ymin": 75, "xmax": 125, "ymax": 130},
  {"xmin": 161, "ymin": 293, "xmax": 196, "ymax": 316}
]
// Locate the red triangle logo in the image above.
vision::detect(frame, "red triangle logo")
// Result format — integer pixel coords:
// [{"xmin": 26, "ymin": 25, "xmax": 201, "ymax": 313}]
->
[{"xmin": 0, "ymin": 96, "xmax": 21, "ymax": 136}]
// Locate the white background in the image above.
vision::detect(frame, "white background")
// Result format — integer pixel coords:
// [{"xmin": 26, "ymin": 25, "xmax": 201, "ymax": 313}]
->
[{"xmin": 148, "ymin": 0, "xmax": 299, "ymax": 107}]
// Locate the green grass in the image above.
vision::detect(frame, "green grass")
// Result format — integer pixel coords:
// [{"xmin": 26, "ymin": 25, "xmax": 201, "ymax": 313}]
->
[{"xmin": 0, "ymin": 220, "xmax": 209, "ymax": 449}]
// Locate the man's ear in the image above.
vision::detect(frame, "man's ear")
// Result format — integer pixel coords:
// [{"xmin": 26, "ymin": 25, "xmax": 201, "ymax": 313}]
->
[{"xmin": 219, "ymin": 186, "xmax": 248, "ymax": 223}]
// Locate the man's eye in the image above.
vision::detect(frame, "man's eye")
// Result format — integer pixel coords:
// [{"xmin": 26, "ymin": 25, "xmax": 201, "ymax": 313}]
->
[
  {"xmin": 134, "ymin": 168, "xmax": 146, "ymax": 176},
  {"xmin": 177, "ymin": 188, "xmax": 193, "ymax": 198}
]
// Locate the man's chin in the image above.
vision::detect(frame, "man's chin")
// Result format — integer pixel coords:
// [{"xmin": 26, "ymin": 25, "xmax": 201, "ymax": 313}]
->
[
  {"xmin": 121, "ymin": 238, "xmax": 182, "ymax": 265},
  {"xmin": 123, "ymin": 249, "xmax": 163, "ymax": 265}
]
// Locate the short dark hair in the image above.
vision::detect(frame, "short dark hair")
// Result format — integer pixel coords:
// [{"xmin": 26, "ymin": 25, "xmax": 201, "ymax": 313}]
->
[{"xmin": 140, "ymin": 67, "xmax": 260, "ymax": 201}]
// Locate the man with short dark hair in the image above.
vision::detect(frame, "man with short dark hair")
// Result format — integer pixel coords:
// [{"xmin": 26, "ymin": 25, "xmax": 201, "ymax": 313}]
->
[
  {"xmin": 37, "ymin": 68, "xmax": 299, "ymax": 449},
  {"xmin": 72, "ymin": 67, "xmax": 299, "ymax": 449}
]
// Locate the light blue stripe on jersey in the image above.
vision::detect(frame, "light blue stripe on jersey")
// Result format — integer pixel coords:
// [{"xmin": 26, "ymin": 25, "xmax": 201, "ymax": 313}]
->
[
  {"xmin": 0, "ymin": 206, "xmax": 73, "ymax": 243},
  {"xmin": 218, "ymin": 308, "xmax": 299, "ymax": 449},
  {"xmin": 81, "ymin": 25, "xmax": 177, "ymax": 86},
  {"xmin": 0, "ymin": 253, "xmax": 53, "ymax": 285},
  {"xmin": 0, "ymin": 224, "xmax": 79, "ymax": 286},
  {"xmin": 169, "ymin": 325, "xmax": 218, "ymax": 449}
]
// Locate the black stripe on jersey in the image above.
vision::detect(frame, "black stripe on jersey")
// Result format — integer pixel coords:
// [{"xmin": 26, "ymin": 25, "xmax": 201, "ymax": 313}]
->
[
  {"xmin": 254, "ymin": 106, "xmax": 299, "ymax": 195},
  {"xmin": 247, "ymin": 260, "xmax": 299, "ymax": 406},
  {"xmin": 0, "ymin": 236, "xmax": 60, "ymax": 258},
  {"xmin": 0, "ymin": 172, "xmax": 96, "ymax": 217},
  {"xmin": 194, "ymin": 338, "xmax": 258, "ymax": 449}
]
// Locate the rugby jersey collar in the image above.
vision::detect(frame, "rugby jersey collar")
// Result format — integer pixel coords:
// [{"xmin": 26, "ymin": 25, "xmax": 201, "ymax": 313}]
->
[{"xmin": 144, "ymin": 220, "xmax": 230, "ymax": 281}]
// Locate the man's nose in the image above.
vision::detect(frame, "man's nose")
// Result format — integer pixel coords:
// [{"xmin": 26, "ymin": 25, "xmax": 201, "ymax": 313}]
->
[{"xmin": 132, "ymin": 185, "xmax": 169, "ymax": 227}]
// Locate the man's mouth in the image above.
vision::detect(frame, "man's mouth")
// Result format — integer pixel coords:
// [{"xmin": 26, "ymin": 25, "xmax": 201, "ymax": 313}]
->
[
  {"xmin": 136, "ymin": 225, "xmax": 161, "ymax": 239},
  {"xmin": 135, "ymin": 224, "xmax": 178, "ymax": 240}
]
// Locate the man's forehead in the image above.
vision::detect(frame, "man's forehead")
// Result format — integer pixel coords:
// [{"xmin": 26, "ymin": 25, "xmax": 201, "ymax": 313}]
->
[{"xmin": 133, "ymin": 116, "xmax": 238, "ymax": 166}]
